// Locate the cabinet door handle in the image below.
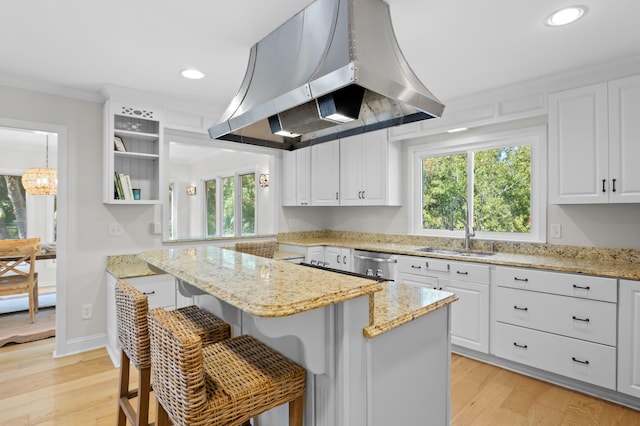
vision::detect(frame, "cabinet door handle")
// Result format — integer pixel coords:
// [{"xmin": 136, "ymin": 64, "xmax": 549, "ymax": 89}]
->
[
  {"xmin": 337, "ymin": 255, "xmax": 341, "ymax": 264},
  {"xmin": 572, "ymin": 284, "xmax": 590, "ymax": 290},
  {"xmin": 514, "ymin": 277, "xmax": 529, "ymax": 282},
  {"xmin": 411, "ymin": 265, "xmax": 422, "ymax": 269},
  {"xmin": 513, "ymin": 342, "xmax": 528, "ymax": 349},
  {"xmin": 602, "ymin": 179, "xmax": 607, "ymax": 193},
  {"xmin": 513, "ymin": 305, "xmax": 528, "ymax": 311},
  {"xmin": 142, "ymin": 291, "xmax": 156, "ymax": 296},
  {"xmin": 343, "ymin": 255, "xmax": 347, "ymax": 264},
  {"xmin": 456, "ymin": 270, "xmax": 468, "ymax": 275},
  {"xmin": 358, "ymin": 191, "xmax": 362, "ymax": 199},
  {"xmin": 362, "ymin": 190, "xmax": 365, "ymax": 199},
  {"xmin": 572, "ymin": 357, "xmax": 590, "ymax": 365},
  {"xmin": 336, "ymin": 192, "xmax": 339, "ymax": 200},
  {"xmin": 612, "ymin": 179, "xmax": 617, "ymax": 193},
  {"xmin": 572, "ymin": 315, "xmax": 590, "ymax": 323}
]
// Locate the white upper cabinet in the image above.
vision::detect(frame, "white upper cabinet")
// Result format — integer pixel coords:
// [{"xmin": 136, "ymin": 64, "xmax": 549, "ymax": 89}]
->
[
  {"xmin": 282, "ymin": 146, "xmax": 311, "ymax": 206},
  {"xmin": 103, "ymin": 100, "xmax": 164, "ymax": 204},
  {"xmin": 311, "ymin": 140, "xmax": 340, "ymax": 206},
  {"xmin": 549, "ymin": 74, "xmax": 640, "ymax": 204},
  {"xmin": 339, "ymin": 129, "xmax": 401, "ymax": 206},
  {"xmin": 608, "ymin": 74, "xmax": 640, "ymax": 202}
]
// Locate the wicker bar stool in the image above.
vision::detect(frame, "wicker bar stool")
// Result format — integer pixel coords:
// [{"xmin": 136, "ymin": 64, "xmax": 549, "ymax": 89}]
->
[
  {"xmin": 148, "ymin": 307, "xmax": 306, "ymax": 426},
  {"xmin": 234, "ymin": 240, "xmax": 277, "ymax": 258},
  {"xmin": 115, "ymin": 280, "xmax": 231, "ymax": 426}
]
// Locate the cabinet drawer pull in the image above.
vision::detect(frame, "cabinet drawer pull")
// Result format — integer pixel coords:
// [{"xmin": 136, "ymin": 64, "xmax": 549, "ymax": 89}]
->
[
  {"xmin": 456, "ymin": 270, "xmax": 468, "ymax": 275},
  {"xmin": 142, "ymin": 291, "xmax": 156, "ymax": 296},
  {"xmin": 572, "ymin": 315, "xmax": 590, "ymax": 323},
  {"xmin": 572, "ymin": 357, "xmax": 590, "ymax": 365},
  {"xmin": 572, "ymin": 284, "xmax": 591, "ymax": 290},
  {"xmin": 602, "ymin": 179, "xmax": 606, "ymax": 193},
  {"xmin": 513, "ymin": 342, "xmax": 528, "ymax": 349},
  {"xmin": 513, "ymin": 305, "xmax": 528, "ymax": 311},
  {"xmin": 514, "ymin": 277, "xmax": 528, "ymax": 282},
  {"xmin": 411, "ymin": 265, "xmax": 422, "ymax": 269}
]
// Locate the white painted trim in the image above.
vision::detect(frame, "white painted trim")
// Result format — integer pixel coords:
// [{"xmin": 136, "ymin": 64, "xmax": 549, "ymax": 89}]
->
[
  {"xmin": 53, "ymin": 333, "xmax": 107, "ymax": 359},
  {"xmin": 0, "ymin": 117, "xmax": 69, "ymax": 358},
  {"xmin": 408, "ymin": 125, "xmax": 547, "ymax": 243}
]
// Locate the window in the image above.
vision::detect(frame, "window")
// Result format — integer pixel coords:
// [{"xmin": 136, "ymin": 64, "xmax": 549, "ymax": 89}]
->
[
  {"xmin": 0, "ymin": 174, "xmax": 26, "ymax": 239},
  {"xmin": 204, "ymin": 171, "xmax": 256, "ymax": 237},
  {"xmin": 411, "ymin": 126, "xmax": 546, "ymax": 242}
]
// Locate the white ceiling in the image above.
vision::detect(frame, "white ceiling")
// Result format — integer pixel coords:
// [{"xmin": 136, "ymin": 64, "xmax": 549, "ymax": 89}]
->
[{"xmin": 1, "ymin": 0, "xmax": 640, "ymax": 157}]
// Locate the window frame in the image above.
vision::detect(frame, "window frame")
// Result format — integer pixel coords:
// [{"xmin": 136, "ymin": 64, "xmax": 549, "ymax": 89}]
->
[
  {"xmin": 408, "ymin": 126, "xmax": 547, "ymax": 243},
  {"xmin": 201, "ymin": 167, "xmax": 257, "ymax": 237}
]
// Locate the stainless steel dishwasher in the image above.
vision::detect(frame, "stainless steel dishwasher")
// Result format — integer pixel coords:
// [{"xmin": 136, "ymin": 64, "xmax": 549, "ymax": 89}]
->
[{"xmin": 353, "ymin": 250, "xmax": 398, "ymax": 280}]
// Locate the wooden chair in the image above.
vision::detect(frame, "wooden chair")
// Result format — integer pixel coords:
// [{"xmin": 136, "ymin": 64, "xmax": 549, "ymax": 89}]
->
[
  {"xmin": 235, "ymin": 240, "xmax": 277, "ymax": 258},
  {"xmin": 115, "ymin": 280, "xmax": 231, "ymax": 426},
  {"xmin": 148, "ymin": 307, "xmax": 306, "ymax": 426},
  {"xmin": 0, "ymin": 238, "xmax": 40, "ymax": 323}
]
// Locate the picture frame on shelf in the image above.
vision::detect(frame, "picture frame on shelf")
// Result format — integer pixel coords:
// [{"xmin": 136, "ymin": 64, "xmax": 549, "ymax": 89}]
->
[{"xmin": 114, "ymin": 136, "xmax": 127, "ymax": 152}]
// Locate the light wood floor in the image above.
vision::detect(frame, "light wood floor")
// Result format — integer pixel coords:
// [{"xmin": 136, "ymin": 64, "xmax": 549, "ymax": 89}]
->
[{"xmin": 1, "ymin": 338, "xmax": 638, "ymax": 425}]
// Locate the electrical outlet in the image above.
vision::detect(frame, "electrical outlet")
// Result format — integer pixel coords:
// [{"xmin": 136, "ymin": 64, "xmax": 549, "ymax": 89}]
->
[
  {"xmin": 81, "ymin": 304, "xmax": 93, "ymax": 320},
  {"xmin": 108, "ymin": 223, "xmax": 123, "ymax": 237},
  {"xmin": 551, "ymin": 224, "xmax": 562, "ymax": 239}
]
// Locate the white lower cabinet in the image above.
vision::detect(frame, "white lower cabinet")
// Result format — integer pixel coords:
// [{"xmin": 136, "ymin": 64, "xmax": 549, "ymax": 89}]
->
[
  {"xmin": 323, "ymin": 246, "xmax": 352, "ymax": 272},
  {"xmin": 493, "ymin": 322, "xmax": 617, "ymax": 390},
  {"xmin": 493, "ymin": 266, "xmax": 618, "ymax": 390},
  {"xmin": 618, "ymin": 279, "xmax": 640, "ymax": 398},
  {"xmin": 396, "ymin": 255, "xmax": 490, "ymax": 353},
  {"xmin": 305, "ymin": 246, "xmax": 325, "ymax": 266}
]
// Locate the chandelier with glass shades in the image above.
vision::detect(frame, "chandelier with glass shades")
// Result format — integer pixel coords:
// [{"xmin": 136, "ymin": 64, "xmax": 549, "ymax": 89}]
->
[{"xmin": 22, "ymin": 133, "xmax": 57, "ymax": 195}]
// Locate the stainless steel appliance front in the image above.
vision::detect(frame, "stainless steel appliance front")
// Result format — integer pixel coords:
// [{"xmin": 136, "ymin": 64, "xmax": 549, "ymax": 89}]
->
[{"xmin": 354, "ymin": 250, "xmax": 397, "ymax": 281}]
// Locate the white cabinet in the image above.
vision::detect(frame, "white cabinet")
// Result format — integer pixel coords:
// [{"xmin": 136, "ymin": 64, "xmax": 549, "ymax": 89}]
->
[
  {"xmin": 103, "ymin": 100, "xmax": 163, "ymax": 204},
  {"xmin": 549, "ymin": 74, "xmax": 640, "ymax": 204},
  {"xmin": 305, "ymin": 246, "xmax": 325, "ymax": 266},
  {"xmin": 323, "ymin": 246, "xmax": 352, "ymax": 272},
  {"xmin": 493, "ymin": 266, "xmax": 617, "ymax": 390},
  {"xmin": 396, "ymin": 255, "xmax": 490, "ymax": 353},
  {"xmin": 282, "ymin": 147, "xmax": 311, "ymax": 206},
  {"xmin": 339, "ymin": 129, "xmax": 401, "ymax": 206},
  {"xmin": 105, "ymin": 272, "xmax": 177, "ymax": 367},
  {"xmin": 311, "ymin": 140, "xmax": 340, "ymax": 206},
  {"xmin": 618, "ymin": 279, "xmax": 640, "ymax": 398}
]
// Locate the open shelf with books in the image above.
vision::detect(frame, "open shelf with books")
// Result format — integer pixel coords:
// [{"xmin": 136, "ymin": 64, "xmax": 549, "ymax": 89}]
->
[{"xmin": 103, "ymin": 100, "xmax": 164, "ymax": 204}]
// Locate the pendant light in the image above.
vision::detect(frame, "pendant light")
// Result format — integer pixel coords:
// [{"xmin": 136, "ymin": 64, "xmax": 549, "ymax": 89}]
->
[{"xmin": 22, "ymin": 134, "xmax": 57, "ymax": 195}]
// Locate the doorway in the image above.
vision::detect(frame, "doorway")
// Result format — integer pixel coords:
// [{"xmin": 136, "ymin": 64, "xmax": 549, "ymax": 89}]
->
[{"xmin": 0, "ymin": 119, "xmax": 67, "ymax": 355}]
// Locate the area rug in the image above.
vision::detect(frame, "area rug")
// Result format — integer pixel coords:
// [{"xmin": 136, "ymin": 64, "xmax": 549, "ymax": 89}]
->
[{"xmin": 0, "ymin": 307, "xmax": 55, "ymax": 347}]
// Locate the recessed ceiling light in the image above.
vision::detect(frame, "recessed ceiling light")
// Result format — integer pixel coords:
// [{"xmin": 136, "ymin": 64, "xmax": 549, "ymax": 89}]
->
[
  {"xmin": 544, "ymin": 6, "xmax": 587, "ymax": 27},
  {"xmin": 181, "ymin": 69, "xmax": 205, "ymax": 80}
]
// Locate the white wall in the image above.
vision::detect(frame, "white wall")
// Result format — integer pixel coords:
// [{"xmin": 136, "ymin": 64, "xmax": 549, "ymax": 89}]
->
[{"xmin": 0, "ymin": 85, "xmax": 162, "ymax": 355}]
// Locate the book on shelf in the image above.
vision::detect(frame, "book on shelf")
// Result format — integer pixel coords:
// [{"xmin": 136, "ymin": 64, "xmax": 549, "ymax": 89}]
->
[
  {"xmin": 114, "ymin": 173, "xmax": 134, "ymax": 200},
  {"xmin": 114, "ymin": 172, "xmax": 124, "ymax": 199}
]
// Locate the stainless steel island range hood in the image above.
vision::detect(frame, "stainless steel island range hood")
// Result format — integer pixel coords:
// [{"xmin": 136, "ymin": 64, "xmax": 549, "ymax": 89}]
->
[{"xmin": 209, "ymin": 0, "xmax": 444, "ymax": 150}]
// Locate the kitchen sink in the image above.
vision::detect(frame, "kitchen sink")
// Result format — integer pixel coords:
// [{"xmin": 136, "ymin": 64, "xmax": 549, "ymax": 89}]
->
[{"xmin": 414, "ymin": 247, "xmax": 496, "ymax": 257}]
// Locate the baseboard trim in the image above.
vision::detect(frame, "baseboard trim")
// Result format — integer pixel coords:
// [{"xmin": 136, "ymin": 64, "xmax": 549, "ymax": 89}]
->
[{"xmin": 53, "ymin": 333, "xmax": 107, "ymax": 359}]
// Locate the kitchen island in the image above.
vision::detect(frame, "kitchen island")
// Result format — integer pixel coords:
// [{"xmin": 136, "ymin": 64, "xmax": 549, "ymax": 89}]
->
[{"xmin": 138, "ymin": 246, "xmax": 457, "ymax": 426}]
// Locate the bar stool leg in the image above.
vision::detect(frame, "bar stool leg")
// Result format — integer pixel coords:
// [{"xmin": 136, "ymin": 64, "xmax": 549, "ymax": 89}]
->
[
  {"xmin": 289, "ymin": 394, "xmax": 304, "ymax": 426},
  {"xmin": 137, "ymin": 366, "xmax": 151, "ymax": 426},
  {"xmin": 156, "ymin": 402, "xmax": 171, "ymax": 426},
  {"xmin": 117, "ymin": 351, "xmax": 131, "ymax": 426}
]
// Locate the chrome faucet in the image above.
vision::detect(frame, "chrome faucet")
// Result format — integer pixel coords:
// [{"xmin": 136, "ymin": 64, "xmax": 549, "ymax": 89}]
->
[{"xmin": 451, "ymin": 195, "xmax": 475, "ymax": 251}]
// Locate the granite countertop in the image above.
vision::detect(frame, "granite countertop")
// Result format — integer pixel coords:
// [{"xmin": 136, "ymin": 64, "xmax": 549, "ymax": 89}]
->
[
  {"xmin": 138, "ymin": 246, "xmax": 384, "ymax": 318},
  {"xmin": 278, "ymin": 238, "xmax": 640, "ymax": 280},
  {"xmin": 107, "ymin": 254, "xmax": 163, "ymax": 279},
  {"xmin": 364, "ymin": 283, "xmax": 458, "ymax": 338}
]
